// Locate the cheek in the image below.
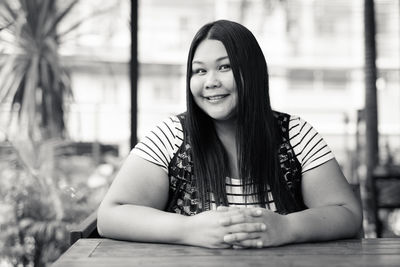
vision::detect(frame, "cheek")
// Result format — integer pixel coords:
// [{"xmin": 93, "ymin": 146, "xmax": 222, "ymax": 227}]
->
[
  {"xmin": 190, "ymin": 77, "xmax": 202, "ymax": 95},
  {"xmin": 221, "ymin": 73, "xmax": 237, "ymax": 91}
]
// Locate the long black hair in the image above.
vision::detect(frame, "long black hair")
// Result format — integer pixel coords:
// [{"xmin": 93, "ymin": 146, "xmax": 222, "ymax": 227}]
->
[{"xmin": 186, "ymin": 20, "xmax": 292, "ymax": 212}]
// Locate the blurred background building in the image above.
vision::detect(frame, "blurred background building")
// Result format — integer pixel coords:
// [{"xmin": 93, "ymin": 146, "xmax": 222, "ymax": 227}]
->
[{"xmin": 61, "ymin": 0, "xmax": 399, "ymax": 176}]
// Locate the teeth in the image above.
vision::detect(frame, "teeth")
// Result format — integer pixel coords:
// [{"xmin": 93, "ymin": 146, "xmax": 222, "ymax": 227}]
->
[{"xmin": 207, "ymin": 95, "xmax": 225, "ymax": 100}]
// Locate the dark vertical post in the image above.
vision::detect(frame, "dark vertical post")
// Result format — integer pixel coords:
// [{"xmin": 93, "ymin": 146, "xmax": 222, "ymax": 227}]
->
[
  {"xmin": 130, "ymin": 0, "xmax": 138, "ymax": 148},
  {"xmin": 363, "ymin": 0, "xmax": 379, "ymax": 237}
]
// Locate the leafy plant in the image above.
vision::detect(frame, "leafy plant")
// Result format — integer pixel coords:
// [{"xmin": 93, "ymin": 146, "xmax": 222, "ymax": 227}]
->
[
  {"xmin": 0, "ymin": 0, "xmax": 79, "ymax": 140},
  {"xmin": 0, "ymin": 0, "xmax": 121, "ymax": 266},
  {"xmin": 0, "ymin": 137, "xmax": 118, "ymax": 267}
]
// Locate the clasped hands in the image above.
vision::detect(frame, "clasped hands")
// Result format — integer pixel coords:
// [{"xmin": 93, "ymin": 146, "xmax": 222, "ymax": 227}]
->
[{"xmin": 186, "ymin": 206, "xmax": 292, "ymax": 249}]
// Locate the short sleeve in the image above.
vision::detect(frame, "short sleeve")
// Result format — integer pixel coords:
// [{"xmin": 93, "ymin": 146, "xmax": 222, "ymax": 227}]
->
[
  {"xmin": 288, "ymin": 115, "xmax": 335, "ymax": 173},
  {"xmin": 131, "ymin": 116, "xmax": 183, "ymax": 173}
]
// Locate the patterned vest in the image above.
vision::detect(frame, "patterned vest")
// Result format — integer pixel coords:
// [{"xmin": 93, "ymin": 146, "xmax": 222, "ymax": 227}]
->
[{"xmin": 166, "ymin": 111, "xmax": 307, "ymax": 215}]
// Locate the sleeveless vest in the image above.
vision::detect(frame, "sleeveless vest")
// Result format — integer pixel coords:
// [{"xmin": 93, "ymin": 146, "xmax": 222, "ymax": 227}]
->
[{"xmin": 166, "ymin": 111, "xmax": 307, "ymax": 215}]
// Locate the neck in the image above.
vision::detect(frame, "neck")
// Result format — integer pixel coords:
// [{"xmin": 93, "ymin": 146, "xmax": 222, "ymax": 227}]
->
[
  {"xmin": 213, "ymin": 118, "xmax": 238, "ymax": 178},
  {"xmin": 213, "ymin": 118, "xmax": 237, "ymax": 142}
]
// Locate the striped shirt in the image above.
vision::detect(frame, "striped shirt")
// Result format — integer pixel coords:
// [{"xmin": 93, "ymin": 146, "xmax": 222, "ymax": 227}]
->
[
  {"xmin": 211, "ymin": 177, "xmax": 277, "ymax": 211},
  {"xmin": 132, "ymin": 114, "xmax": 334, "ymax": 211}
]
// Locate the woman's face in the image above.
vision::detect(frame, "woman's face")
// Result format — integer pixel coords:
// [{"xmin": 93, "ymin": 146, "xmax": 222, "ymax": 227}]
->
[{"xmin": 190, "ymin": 39, "xmax": 238, "ymax": 122}]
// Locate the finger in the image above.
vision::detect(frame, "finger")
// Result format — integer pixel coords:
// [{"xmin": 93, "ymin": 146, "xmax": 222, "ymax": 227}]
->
[
  {"xmin": 219, "ymin": 216, "xmax": 232, "ymax": 226},
  {"xmin": 219, "ymin": 210, "xmax": 249, "ymax": 226},
  {"xmin": 226, "ymin": 206, "xmax": 241, "ymax": 210},
  {"xmin": 227, "ymin": 207, "xmax": 264, "ymax": 217},
  {"xmin": 232, "ymin": 244, "xmax": 246, "ymax": 249},
  {"xmin": 217, "ymin": 243, "xmax": 233, "ymax": 249},
  {"xmin": 216, "ymin": 206, "xmax": 229, "ymax": 212},
  {"xmin": 251, "ymin": 209, "xmax": 263, "ymax": 217},
  {"xmin": 217, "ymin": 206, "xmax": 241, "ymax": 212},
  {"xmin": 227, "ymin": 222, "xmax": 266, "ymax": 233},
  {"xmin": 223, "ymin": 232, "xmax": 261, "ymax": 243},
  {"xmin": 238, "ymin": 239, "xmax": 264, "ymax": 248},
  {"xmin": 219, "ymin": 214, "xmax": 247, "ymax": 226}
]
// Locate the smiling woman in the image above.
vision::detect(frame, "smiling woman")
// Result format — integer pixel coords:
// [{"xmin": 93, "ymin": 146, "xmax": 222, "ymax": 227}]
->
[
  {"xmin": 97, "ymin": 20, "xmax": 362, "ymax": 249},
  {"xmin": 190, "ymin": 40, "xmax": 238, "ymax": 122}
]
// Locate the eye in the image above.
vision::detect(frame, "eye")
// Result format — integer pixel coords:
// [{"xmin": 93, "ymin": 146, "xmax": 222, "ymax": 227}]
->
[
  {"xmin": 192, "ymin": 68, "xmax": 206, "ymax": 75},
  {"xmin": 219, "ymin": 64, "xmax": 231, "ymax": 71}
]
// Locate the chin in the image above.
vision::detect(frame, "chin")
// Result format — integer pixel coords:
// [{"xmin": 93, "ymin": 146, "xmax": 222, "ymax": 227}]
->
[{"xmin": 207, "ymin": 112, "xmax": 236, "ymax": 122}]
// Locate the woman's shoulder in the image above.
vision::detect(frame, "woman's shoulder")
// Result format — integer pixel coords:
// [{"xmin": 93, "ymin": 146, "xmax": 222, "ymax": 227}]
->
[
  {"xmin": 278, "ymin": 112, "xmax": 334, "ymax": 173},
  {"xmin": 165, "ymin": 114, "xmax": 183, "ymax": 131},
  {"xmin": 272, "ymin": 110, "xmax": 302, "ymax": 122},
  {"xmin": 149, "ymin": 113, "xmax": 184, "ymax": 138},
  {"xmin": 131, "ymin": 113, "xmax": 185, "ymax": 172},
  {"xmin": 285, "ymin": 114, "xmax": 317, "ymax": 135},
  {"xmin": 272, "ymin": 110, "xmax": 304, "ymax": 128},
  {"xmin": 272, "ymin": 110, "xmax": 308, "ymax": 128}
]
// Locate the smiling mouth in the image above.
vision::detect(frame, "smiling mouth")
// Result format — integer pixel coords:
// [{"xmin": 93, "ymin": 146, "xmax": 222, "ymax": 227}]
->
[{"xmin": 204, "ymin": 94, "xmax": 229, "ymax": 101}]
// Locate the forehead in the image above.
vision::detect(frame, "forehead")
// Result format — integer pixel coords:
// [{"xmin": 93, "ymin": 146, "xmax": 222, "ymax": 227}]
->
[{"xmin": 192, "ymin": 39, "xmax": 228, "ymax": 62}]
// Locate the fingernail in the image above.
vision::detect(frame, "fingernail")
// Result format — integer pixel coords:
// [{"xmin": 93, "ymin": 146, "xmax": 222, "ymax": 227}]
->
[
  {"xmin": 255, "ymin": 209, "xmax": 262, "ymax": 215},
  {"xmin": 260, "ymin": 223, "xmax": 266, "ymax": 231},
  {"xmin": 224, "ymin": 235, "xmax": 232, "ymax": 242},
  {"xmin": 257, "ymin": 241, "xmax": 263, "ymax": 248}
]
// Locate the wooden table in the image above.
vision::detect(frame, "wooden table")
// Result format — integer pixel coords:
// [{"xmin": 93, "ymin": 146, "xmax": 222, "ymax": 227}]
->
[{"xmin": 52, "ymin": 238, "xmax": 400, "ymax": 267}]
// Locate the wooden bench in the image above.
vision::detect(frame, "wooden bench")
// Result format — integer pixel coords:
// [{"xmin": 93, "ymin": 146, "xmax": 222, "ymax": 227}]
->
[{"xmin": 69, "ymin": 210, "xmax": 101, "ymax": 245}]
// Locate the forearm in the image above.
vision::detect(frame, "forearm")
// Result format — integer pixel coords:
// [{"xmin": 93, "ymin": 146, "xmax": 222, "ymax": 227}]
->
[
  {"xmin": 97, "ymin": 204, "xmax": 188, "ymax": 245},
  {"xmin": 286, "ymin": 205, "xmax": 362, "ymax": 244}
]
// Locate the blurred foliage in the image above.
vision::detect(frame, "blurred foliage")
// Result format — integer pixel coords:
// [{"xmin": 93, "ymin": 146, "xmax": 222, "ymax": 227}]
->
[
  {"xmin": 0, "ymin": 0, "xmax": 121, "ymax": 266},
  {"xmin": 0, "ymin": 0, "xmax": 81, "ymax": 140},
  {"xmin": 0, "ymin": 138, "xmax": 119, "ymax": 267}
]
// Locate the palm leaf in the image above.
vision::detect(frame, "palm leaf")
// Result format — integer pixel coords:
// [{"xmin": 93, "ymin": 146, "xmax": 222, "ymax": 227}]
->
[
  {"xmin": 37, "ymin": 0, "xmax": 53, "ymax": 37},
  {"xmin": 0, "ymin": 59, "xmax": 27, "ymax": 104},
  {"xmin": 20, "ymin": 55, "xmax": 39, "ymax": 138},
  {"xmin": 1, "ymin": 1, "xmax": 18, "ymax": 21},
  {"xmin": 57, "ymin": 3, "xmax": 117, "ymax": 39},
  {"xmin": 0, "ymin": 0, "xmax": 82, "ymax": 139},
  {"xmin": 0, "ymin": 55, "xmax": 20, "ymax": 102},
  {"xmin": 46, "ymin": 0, "xmax": 79, "ymax": 37},
  {"xmin": 0, "ymin": 21, "xmax": 14, "ymax": 32}
]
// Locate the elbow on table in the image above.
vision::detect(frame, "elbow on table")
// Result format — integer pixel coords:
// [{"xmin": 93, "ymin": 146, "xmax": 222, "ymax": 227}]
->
[
  {"xmin": 344, "ymin": 204, "xmax": 364, "ymax": 238},
  {"xmin": 96, "ymin": 202, "xmax": 112, "ymax": 238},
  {"xmin": 96, "ymin": 219, "xmax": 105, "ymax": 238}
]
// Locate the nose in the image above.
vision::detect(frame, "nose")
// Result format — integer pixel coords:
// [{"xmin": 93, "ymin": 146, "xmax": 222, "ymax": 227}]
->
[{"xmin": 204, "ymin": 72, "xmax": 221, "ymax": 89}]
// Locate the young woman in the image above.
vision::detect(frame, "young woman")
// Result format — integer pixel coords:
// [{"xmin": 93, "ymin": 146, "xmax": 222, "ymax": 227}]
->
[{"xmin": 97, "ymin": 20, "xmax": 362, "ymax": 249}]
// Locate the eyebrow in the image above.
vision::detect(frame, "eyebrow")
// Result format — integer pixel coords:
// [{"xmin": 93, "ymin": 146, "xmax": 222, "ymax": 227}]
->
[{"xmin": 192, "ymin": 56, "xmax": 229, "ymax": 65}]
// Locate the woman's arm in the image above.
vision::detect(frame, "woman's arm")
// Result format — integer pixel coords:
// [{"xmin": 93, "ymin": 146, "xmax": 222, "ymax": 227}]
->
[
  {"xmin": 97, "ymin": 153, "xmax": 186, "ymax": 243},
  {"xmin": 286, "ymin": 158, "xmax": 362, "ymax": 242},
  {"xmin": 97, "ymin": 154, "xmax": 265, "ymax": 248},
  {"xmin": 220, "ymin": 158, "xmax": 363, "ymax": 247}
]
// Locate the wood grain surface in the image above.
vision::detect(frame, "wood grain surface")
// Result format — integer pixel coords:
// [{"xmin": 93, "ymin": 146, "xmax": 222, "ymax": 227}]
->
[{"xmin": 52, "ymin": 238, "xmax": 400, "ymax": 267}]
